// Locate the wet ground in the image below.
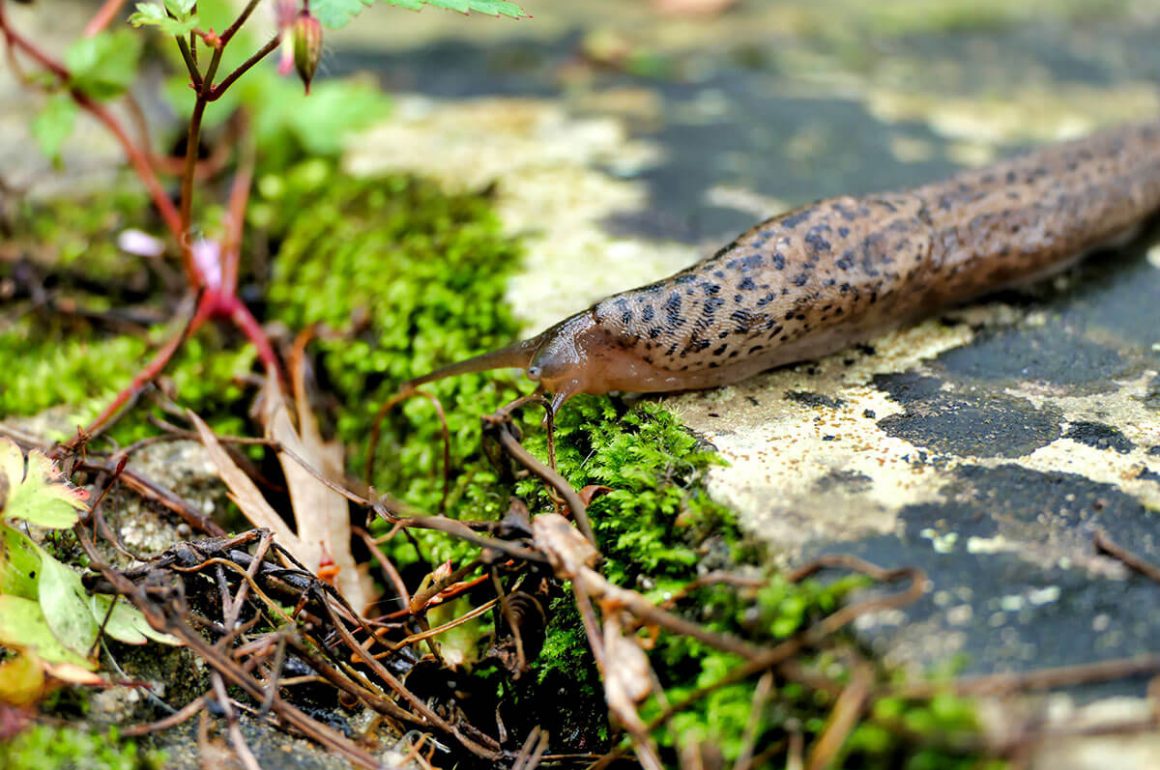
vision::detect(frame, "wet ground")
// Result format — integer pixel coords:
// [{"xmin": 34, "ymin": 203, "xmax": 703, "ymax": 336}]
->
[{"xmin": 333, "ymin": 0, "xmax": 1160, "ymax": 718}]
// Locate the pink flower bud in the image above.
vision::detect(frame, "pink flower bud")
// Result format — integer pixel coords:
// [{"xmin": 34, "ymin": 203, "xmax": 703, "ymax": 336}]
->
[{"xmin": 292, "ymin": 10, "xmax": 323, "ymax": 94}]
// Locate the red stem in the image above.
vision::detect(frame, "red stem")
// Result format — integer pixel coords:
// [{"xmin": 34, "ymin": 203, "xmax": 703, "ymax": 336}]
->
[
  {"xmin": 0, "ymin": 3, "xmax": 187, "ymax": 262},
  {"xmin": 83, "ymin": 0, "xmax": 129, "ymax": 37},
  {"xmin": 79, "ymin": 93, "xmax": 185, "ymax": 244},
  {"xmin": 221, "ymin": 149, "xmax": 254, "ymax": 297},
  {"xmin": 84, "ymin": 295, "xmax": 213, "ymax": 438},
  {"xmin": 226, "ymin": 298, "xmax": 281, "ymax": 376}
]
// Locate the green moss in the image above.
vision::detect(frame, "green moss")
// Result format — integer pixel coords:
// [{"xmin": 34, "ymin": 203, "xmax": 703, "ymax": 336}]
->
[
  {"xmin": 261, "ymin": 160, "xmax": 525, "ymax": 564},
  {"xmin": 0, "ymin": 317, "xmax": 255, "ymax": 441},
  {"xmin": 3, "ymin": 724, "xmax": 165, "ymax": 770}
]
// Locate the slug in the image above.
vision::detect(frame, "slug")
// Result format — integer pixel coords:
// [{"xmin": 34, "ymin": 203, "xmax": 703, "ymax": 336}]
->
[{"xmin": 409, "ymin": 120, "xmax": 1160, "ymax": 411}]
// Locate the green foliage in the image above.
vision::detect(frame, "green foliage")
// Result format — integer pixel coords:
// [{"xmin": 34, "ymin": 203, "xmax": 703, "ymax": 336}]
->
[
  {"xmin": 0, "ymin": 441, "xmax": 178, "ymax": 679},
  {"xmin": 32, "ymin": 94, "xmax": 78, "ymax": 164},
  {"xmin": 65, "ymin": 32, "xmax": 143, "ymax": 102},
  {"xmin": 250, "ymin": 77, "xmax": 391, "ymax": 159},
  {"xmin": 313, "ymin": 0, "xmax": 527, "ymax": 30},
  {"xmin": 2, "ymin": 724, "xmax": 165, "ymax": 770},
  {"xmin": 129, "ymin": 0, "xmax": 200, "ymax": 37}
]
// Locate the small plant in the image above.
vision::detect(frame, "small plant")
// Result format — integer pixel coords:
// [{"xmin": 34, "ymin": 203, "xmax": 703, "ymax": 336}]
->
[
  {"xmin": 1, "ymin": 0, "xmax": 525, "ymax": 444},
  {"xmin": 0, "ymin": 438, "xmax": 177, "ymax": 706}
]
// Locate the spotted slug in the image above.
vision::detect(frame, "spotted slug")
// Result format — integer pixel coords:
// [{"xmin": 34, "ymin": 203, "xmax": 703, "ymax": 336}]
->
[{"xmin": 409, "ymin": 120, "xmax": 1160, "ymax": 411}]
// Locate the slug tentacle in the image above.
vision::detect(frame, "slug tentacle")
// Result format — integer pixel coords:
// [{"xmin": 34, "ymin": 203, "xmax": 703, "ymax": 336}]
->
[
  {"xmin": 404, "ymin": 333, "xmax": 547, "ymax": 390},
  {"xmin": 408, "ymin": 119, "xmax": 1160, "ymax": 406}
]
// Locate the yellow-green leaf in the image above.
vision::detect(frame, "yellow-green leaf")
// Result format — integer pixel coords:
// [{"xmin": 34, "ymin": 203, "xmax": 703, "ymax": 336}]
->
[
  {"xmin": 32, "ymin": 93, "xmax": 78, "ymax": 164},
  {"xmin": 0, "ymin": 437, "xmax": 88, "ymax": 529},
  {"xmin": 35, "ymin": 544, "xmax": 98, "ymax": 659},
  {"xmin": 90, "ymin": 594, "xmax": 181, "ymax": 646},
  {"xmin": 65, "ymin": 31, "xmax": 142, "ymax": 102},
  {"xmin": 0, "ymin": 596, "xmax": 94, "ymax": 669},
  {"xmin": 0, "ymin": 524, "xmax": 43, "ymax": 599}
]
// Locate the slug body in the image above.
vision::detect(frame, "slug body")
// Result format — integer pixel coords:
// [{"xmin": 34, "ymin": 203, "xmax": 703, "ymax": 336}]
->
[{"xmin": 411, "ymin": 121, "xmax": 1160, "ymax": 409}]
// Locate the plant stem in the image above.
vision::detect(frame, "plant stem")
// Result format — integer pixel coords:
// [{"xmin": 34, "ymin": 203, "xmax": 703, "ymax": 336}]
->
[
  {"xmin": 221, "ymin": 145, "xmax": 254, "ymax": 296},
  {"xmin": 0, "ymin": 1, "xmax": 67, "ymax": 79},
  {"xmin": 84, "ymin": 294, "xmax": 212, "ymax": 439},
  {"xmin": 210, "ymin": 34, "xmax": 279, "ymax": 100},
  {"xmin": 221, "ymin": 0, "xmax": 264, "ymax": 44},
  {"xmin": 178, "ymin": 45, "xmax": 224, "ymax": 286},
  {"xmin": 176, "ymin": 34, "xmax": 203, "ymax": 89},
  {"xmin": 79, "ymin": 94, "xmax": 184, "ymax": 240},
  {"xmin": 83, "ymin": 0, "xmax": 128, "ymax": 37}
]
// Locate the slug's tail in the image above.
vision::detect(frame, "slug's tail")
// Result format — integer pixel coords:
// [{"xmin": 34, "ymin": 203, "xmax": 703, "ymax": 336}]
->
[{"xmin": 404, "ymin": 334, "xmax": 544, "ymax": 390}]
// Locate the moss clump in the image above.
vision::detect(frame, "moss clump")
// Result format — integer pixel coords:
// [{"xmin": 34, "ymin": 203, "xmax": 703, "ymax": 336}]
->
[
  {"xmin": 3, "ymin": 724, "xmax": 165, "ymax": 770},
  {"xmin": 0, "ymin": 317, "xmax": 255, "ymax": 442},
  {"xmin": 261, "ymin": 160, "xmax": 526, "ymax": 564}
]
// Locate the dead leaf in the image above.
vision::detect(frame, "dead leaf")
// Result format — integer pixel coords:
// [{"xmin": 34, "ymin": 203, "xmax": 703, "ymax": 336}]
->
[
  {"xmin": 258, "ymin": 377, "xmax": 371, "ymax": 612},
  {"xmin": 190, "ymin": 411, "xmax": 300, "ymax": 550}
]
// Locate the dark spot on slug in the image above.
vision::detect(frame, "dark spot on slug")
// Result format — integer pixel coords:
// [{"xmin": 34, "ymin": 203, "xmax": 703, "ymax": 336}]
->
[{"xmin": 781, "ymin": 209, "xmax": 811, "ymax": 228}]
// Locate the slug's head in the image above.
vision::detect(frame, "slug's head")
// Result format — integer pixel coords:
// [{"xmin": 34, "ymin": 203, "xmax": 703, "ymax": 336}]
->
[{"xmin": 526, "ymin": 313, "xmax": 601, "ymax": 411}]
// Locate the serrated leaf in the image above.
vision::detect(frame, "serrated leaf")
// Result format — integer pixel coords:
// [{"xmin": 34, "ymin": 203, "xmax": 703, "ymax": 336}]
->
[
  {"xmin": 313, "ymin": 0, "xmax": 525, "ymax": 29},
  {"xmin": 35, "ymin": 544, "xmax": 99, "ymax": 659},
  {"xmin": 129, "ymin": 1, "xmax": 201, "ymax": 37},
  {"xmin": 0, "ymin": 596, "xmax": 94, "ymax": 669},
  {"xmin": 65, "ymin": 30, "xmax": 143, "ymax": 101},
  {"xmin": 31, "ymin": 94, "xmax": 77, "ymax": 164},
  {"xmin": 0, "ymin": 438, "xmax": 88, "ymax": 529},
  {"xmin": 90, "ymin": 594, "xmax": 181, "ymax": 646},
  {"xmin": 422, "ymin": 0, "xmax": 527, "ymax": 15},
  {"xmin": 0, "ymin": 524, "xmax": 43, "ymax": 600}
]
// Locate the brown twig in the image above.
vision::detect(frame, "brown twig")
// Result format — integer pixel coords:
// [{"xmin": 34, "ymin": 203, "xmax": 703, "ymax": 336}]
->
[{"xmin": 1094, "ymin": 529, "xmax": 1160, "ymax": 584}]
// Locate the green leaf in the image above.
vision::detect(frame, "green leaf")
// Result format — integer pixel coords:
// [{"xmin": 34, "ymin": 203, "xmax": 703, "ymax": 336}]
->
[
  {"xmin": 254, "ymin": 77, "xmax": 391, "ymax": 155},
  {"xmin": 0, "ymin": 438, "xmax": 88, "ymax": 529},
  {"xmin": 35, "ymin": 544, "xmax": 99, "ymax": 659},
  {"xmin": 0, "ymin": 596, "xmax": 93, "ymax": 669},
  {"xmin": 31, "ymin": 94, "xmax": 78, "ymax": 163},
  {"xmin": 0, "ymin": 524, "xmax": 43, "ymax": 600},
  {"xmin": 129, "ymin": 0, "xmax": 201, "ymax": 37},
  {"xmin": 90, "ymin": 595, "xmax": 181, "ymax": 646},
  {"xmin": 65, "ymin": 31, "xmax": 143, "ymax": 101},
  {"xmin": 313, "ymin": 0, "xmax": 526, "ymax": 30}
]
